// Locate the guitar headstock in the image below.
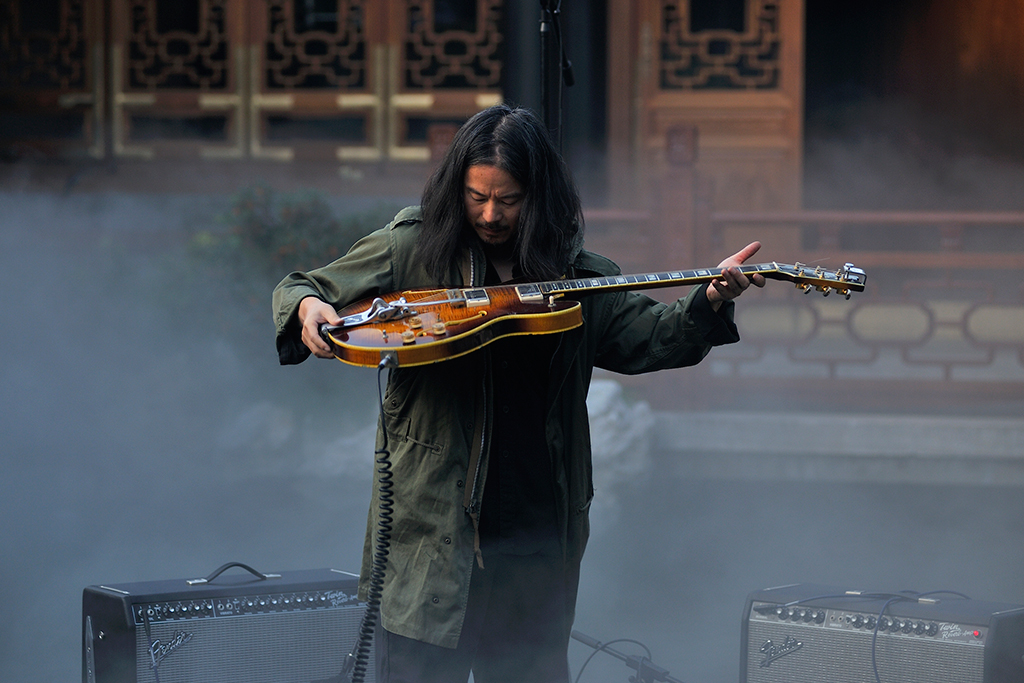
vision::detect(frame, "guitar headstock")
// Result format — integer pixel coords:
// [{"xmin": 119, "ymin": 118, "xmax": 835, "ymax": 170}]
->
[{"xmin": 766, "ymin": 262, "xmax": 867, "ymax": 299}]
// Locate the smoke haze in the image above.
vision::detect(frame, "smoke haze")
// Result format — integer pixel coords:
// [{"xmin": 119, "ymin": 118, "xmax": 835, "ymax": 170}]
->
[{"xmin": 2, "ymin": 110, "xmax": 1024, "ymax": 683}]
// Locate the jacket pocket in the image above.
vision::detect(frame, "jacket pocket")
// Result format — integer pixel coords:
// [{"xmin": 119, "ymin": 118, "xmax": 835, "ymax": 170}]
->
[{"xmin": 381, "ymin": 414, "xmax": 444, "ymax": 455}]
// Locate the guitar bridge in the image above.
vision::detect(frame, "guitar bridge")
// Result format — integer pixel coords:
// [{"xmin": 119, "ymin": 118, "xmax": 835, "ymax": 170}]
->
[{"xmin": 330, "ymin": 297, "xmax": 416, "ymax": 331}]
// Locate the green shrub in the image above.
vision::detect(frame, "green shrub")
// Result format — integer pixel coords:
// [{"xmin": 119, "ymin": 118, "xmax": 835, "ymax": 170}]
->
[
  {"xmin": 195, "ymin": 186, "xmax": 399, "ymax": 285},
  {"xmin": 179, "ymin": 186, "xmax": 403, "ymax": 348}
]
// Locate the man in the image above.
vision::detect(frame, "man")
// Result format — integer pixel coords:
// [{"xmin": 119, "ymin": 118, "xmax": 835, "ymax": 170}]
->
[{"xmin": 273, "ymin": 104, "xmax": 763, "ymax": 682}]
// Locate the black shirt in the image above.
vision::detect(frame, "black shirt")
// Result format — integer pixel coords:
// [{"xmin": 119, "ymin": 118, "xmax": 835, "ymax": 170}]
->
[{"xmin": 477, "ymin": 261, "xmax": 561, "ymax": 556}]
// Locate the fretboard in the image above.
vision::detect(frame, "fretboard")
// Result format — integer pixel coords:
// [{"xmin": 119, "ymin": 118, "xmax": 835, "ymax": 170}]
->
[{"xmin": 538, "ymin": 263, "xmax": 776, "ymax": 296}]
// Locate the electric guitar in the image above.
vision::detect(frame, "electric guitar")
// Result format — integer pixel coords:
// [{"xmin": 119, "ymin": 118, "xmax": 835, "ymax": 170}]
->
[{"xmin": 319, "ymin": 262, "xmax": 867, "ymax": 368}]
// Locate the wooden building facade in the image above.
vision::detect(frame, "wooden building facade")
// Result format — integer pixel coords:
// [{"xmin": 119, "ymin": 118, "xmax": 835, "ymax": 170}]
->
[
  {"xmin": 0, "ymin": 1, "xmax": 805, "ymax": 203},
  {"xmin": 4, "ymin": 0, "xmax": 1024, "ymax": 411}
]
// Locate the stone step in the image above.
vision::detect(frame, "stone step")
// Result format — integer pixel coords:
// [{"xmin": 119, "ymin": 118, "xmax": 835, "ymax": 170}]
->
[{"xmin": 652, "ymin": 411, "xmax": 1024, "ymax": 485}]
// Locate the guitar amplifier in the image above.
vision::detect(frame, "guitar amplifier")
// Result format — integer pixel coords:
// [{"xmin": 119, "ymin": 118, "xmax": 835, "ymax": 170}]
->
[
  {"xmin": 82, "ymin": 566, "xmax": 374, "ymax": 683},
  {"xmin": 741, "ymin": 583, "xmax": 1024, "ymax": 683}
]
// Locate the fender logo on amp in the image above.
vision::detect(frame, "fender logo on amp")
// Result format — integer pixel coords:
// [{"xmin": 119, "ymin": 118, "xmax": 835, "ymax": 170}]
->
[
  {"xmin": 150, "ymin": 630, "xmax": 193, "ymax": 668},
  {"xmin": 760, "ymin": 635, "xmax": 803, "ymax": 667}
]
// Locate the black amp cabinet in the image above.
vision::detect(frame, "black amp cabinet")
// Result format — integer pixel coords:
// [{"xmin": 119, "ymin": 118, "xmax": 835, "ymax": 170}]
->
[
  {"xmin": 82, "ymin": 566, "xmax": 373, "ymax": 683},
  {"xmin": 741, "ymin": 583, "xmax": 1024, "ymax": 683}
]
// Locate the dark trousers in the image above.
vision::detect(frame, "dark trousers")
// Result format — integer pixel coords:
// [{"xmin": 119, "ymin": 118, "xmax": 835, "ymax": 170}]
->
[{"xmin": 375, "ymin": 551, "xmax": 572, "ymax": 683}]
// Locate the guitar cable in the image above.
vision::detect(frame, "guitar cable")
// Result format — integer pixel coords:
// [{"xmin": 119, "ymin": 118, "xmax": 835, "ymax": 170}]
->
[{"xmin": 340, "ymin": 355, "xmax": 397, "ymax": 683}]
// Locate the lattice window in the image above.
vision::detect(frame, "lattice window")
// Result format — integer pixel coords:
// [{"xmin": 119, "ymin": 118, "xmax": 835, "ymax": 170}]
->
[
  {"xmin": 0, "ymin": 0, "xmax": 87, "ymax": 90},
  {"xmin": 660, "ymin": 0, "xmax": 779, "ymax": 90},
  {"xmin": 264, "ymin": 0, "xmax": 367, "ymax": 90},
  {"xmin": 126, "ymin": 0, "xmax": 230, "ymax": 91},
  {"xmin": 403, "ymin": 0, "xmax": 503, "ymax": 90}
]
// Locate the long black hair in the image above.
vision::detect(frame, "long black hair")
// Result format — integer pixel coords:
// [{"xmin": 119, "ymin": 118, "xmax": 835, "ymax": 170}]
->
[{"xmin": 417, "ymin": 104, "xmax": 584, "ymax": 283}]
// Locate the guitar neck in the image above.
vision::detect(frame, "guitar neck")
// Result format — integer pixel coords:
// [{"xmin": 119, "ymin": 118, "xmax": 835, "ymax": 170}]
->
[
  {"xmin": 538, "ymin": 263, "xmax": 774, "ymax": 296},
  {"xmin": 505, "ymin": 261, "xmax": 865, "ymax": 301}
]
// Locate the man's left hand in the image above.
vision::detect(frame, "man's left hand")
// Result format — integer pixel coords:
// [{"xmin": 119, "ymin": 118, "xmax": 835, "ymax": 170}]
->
[{"xmin": 706, "ymin": 241, "xmax": 766, "ymax": 309}]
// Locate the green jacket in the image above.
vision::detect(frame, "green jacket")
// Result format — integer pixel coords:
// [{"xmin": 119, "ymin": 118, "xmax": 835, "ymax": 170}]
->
[{"xmin": 272, "ymin": 207, "xmax": 738, "ymax": 648}]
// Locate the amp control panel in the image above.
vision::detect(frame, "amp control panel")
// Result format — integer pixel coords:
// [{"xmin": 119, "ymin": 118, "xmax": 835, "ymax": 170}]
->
[{"xmin": 750, "ymin": 601, "xmax": 987, "ymax": 646}]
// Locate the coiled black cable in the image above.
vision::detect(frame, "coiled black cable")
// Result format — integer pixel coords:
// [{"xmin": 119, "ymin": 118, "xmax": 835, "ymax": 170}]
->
[{"xmin": 345, "ymin": 358, "xmax": 396, "ymax": 683}]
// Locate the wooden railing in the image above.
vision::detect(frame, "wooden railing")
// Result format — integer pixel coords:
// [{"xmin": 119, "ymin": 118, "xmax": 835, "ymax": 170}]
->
[
  {"xmin": 585, "ymin": 207, "xmax": 1024, "ymax": 271},
  {"xmin": 710, "ymin": 210, "xmax": 1024, "ymax": 270},
  {"xmin": 585, "ymin": 206, "xmax": 1024, "ymax": 411}
]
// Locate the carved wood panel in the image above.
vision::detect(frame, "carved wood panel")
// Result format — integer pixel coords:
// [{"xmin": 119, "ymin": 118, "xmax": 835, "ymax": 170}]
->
[
  {"xmin": 1, "ymin": 1, "xmax": 506, "ymax": 160},
  {"xmin": 0, "ymin": 0, "xmax": 103, "ymax": 157},
  {"xmin": 249, "ymin": 0, "xmax": 382, "ymax": 161},
  {"xmin": 111, "ymin": 0, "xmax": 246, "ymax": 158},
  {"xmin": 250, "ymin": 0, "xmax": 504, "ymax": 162},
  {"xmin": 609, "ymin": 0, "xmax": 803, "ymax": 222},
  {"xmin": 660, "ymin": 0, "xmax": 780, "ymax": 90},
  {"xmin": 387, "ymin": 0, "xmax": 503, "ymax": 161}
]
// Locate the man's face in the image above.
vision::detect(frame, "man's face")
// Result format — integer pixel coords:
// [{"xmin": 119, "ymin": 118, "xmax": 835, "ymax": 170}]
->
[{"xmin": 463, "ymin": 164, "xmax": 524, "ymax": 249}]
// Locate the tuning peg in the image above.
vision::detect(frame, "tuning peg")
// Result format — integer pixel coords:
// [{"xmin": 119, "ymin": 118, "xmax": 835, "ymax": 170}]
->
[
  {"xmin": 817, "ymin": 286, "xmax": 831, "ymax": 297},
  {"xmin": 798, "ymin": 283, "xmax": 812, "ymax": 294}
]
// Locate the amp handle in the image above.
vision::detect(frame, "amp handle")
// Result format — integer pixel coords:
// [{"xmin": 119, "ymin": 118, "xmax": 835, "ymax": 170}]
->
[{"xmin": 186, "ymin": 562, "xmax": 282, "ymax": 586}]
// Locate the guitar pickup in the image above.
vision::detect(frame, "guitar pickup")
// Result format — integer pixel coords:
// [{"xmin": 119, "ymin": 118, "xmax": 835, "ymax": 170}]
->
[
  {"xmin": 514, "ymin": 284, "xmax": 545, "ymax": 303},
  {"xmin": 462, "ymin": 288, "xmax": 490, "ymax": 308}
]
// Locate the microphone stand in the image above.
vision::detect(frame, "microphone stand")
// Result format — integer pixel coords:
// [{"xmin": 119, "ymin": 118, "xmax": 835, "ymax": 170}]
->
[
  {"xmin": 571, "ymin": 631, "xmax": 687, "ymax": 683},
  {"xmin": 539, "ymin": 0, "xmax": 573, "ymax": 150}
]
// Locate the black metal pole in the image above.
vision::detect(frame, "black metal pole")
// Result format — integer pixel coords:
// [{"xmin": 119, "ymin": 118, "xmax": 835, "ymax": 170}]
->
[{"xmin": 539, "ymin": 1, "xmax": 561, "ymax": 149}]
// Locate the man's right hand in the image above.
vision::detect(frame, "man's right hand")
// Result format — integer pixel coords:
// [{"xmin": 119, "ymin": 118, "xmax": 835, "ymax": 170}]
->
[{"xmin": 298, "ymin": 297, "xmax": 343, "ymax": 359}]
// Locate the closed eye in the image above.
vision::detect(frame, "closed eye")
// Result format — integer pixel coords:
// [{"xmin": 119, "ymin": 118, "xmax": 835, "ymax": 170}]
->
[{"xmin": 465, "ymin": 186, "xmax": 523, "ymax": 205}]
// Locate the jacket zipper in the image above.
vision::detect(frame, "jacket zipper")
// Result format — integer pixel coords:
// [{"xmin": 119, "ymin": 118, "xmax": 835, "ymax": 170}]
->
[
  {"xmin": 463, "ymin": 245, "xmax": 489, "ymax": 568},
  {"xmin": 467, "ymin": 388, "xmax": 487, "ymax": 515},
  {"xmin": 466, "ymin": 243, "xmax": 485, "ymax": 514}
]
